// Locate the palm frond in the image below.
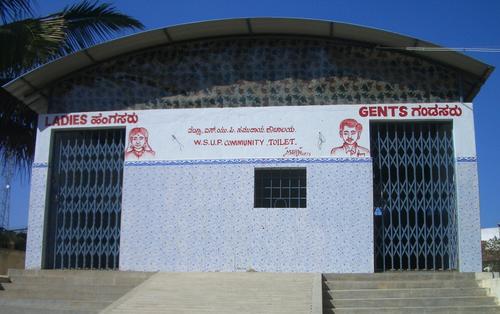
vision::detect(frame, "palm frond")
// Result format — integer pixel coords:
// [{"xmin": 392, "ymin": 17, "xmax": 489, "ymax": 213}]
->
[
  {"xmin": 51, "ymin": 0, "xmax": 144, "ymax": 53},
  {"xmin": 0, "ymin": 0, "xmax": 33, "ymax": 24},
  {"xmin": 0, "ymin": 0, "xmax": 144, "ymax": 169},
  {"xmin": 0, "ymin": 15, "xmax": 66, "ymax": 77},
  {"xmin": 0, "ymin": 87, "xmax": 36, "ymax": 170}
]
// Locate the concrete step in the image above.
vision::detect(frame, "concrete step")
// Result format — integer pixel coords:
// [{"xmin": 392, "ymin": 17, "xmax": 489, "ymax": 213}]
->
[
  {"xmin": 327, "ymin": 296, "xmax": 498, "ymax": 308},
  {"xmin": 0, "ymin": 305, "xmax": 97, "ymax": 314},
  {"xmin": 324, "ymin": 305, "xmax": 500, "ymax": 314},
  {"xmin": 324, "ymin": 279, "xmax": 480, "ymax": 290},
  {"xmin": 7, "ymin": 269, "xmax": 152, "ymax": 285},
  {"xmin": 1, "ymin": 281, "xmax": 133, "ymax": 291},
  {"xmin": 0, "ymin": 275, "xmax": 10, "ymax": 283},
  {"xmin": 0, "ymin": 297, "xmax": 111, "ymax": 311},
  {"xmin": 0, "ymin": 270, "xmax": 153, "ymax": 313},
  {"xmin": 0, "ymin": 286, "xmax": 129, "ymax": 301},
  {"xmin": 323, "ymin": 272, "xmax": 499, "ymax": 313},
  {"xmin": 1, "ymin": 281, "xmax": 132, "ymax": 290},
  {"xmin": 326, "ymin": 287, "xmax": 489, "ymax": 299},
  {"xmin": 7, "ymin": 269, "xmax": 152, "ymax": 279},
  {"xmin": 8, "ymin": 274, "xmax": 147, "ymax": 286},
  {"xmin": 323, "ymin": 272, "xmax": 493, "ymax": 281}
]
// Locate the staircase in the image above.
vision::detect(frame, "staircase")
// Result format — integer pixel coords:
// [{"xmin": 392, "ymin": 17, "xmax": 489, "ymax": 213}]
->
[
  {"xmin": 0, "ymin": 269, "xmax": 152, "ymax": 314},
  {"xmin": 323, "ymin": 272, "xmax": 500, "ymax": 313}
]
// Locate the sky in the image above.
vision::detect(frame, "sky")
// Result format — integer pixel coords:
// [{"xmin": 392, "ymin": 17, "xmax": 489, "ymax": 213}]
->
[{"xmin": 6, "ymin": 0, "xmax": 500, "ymax": 228}]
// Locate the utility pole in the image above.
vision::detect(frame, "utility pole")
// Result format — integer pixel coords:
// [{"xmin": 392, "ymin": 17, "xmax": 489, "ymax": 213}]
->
[{"xmin": 0, "ymin": 157, "xmax": 14, "ymax": 229}]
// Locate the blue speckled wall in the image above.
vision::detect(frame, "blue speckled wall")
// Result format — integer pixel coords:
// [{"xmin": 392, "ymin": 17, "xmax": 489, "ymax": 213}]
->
[
  {"xmin": 456, "ymin": 161, "xmax": 482, "ymax": 272},
  {"xmin": 25, "ymin": 167, "xmax": 47, "ymax": 270},
  {"xmin": 119, "ymin": 160, "xmax": 373, "ymax": 272},
  {"xmin": 25, "ymin": 158, "xmax": 481, "ymax": 272},
  {"xmin": 26, "ymin": 158, "xmax": 481, "ymax": 272}
]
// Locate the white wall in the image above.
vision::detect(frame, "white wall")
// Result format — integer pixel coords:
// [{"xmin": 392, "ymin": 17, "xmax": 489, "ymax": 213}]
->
[
  {"xmin": 34, "ymin": 103, "xmax": 476, "ymax": 164},
  {"xmin": 25, "ymin": 103, "xmax": 481, "ymax": 272}
]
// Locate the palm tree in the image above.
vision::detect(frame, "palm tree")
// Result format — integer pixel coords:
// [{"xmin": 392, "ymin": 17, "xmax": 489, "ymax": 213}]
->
[{"xmin": 0, "ymin": 0, "xmax": 144, "ymax": 169}]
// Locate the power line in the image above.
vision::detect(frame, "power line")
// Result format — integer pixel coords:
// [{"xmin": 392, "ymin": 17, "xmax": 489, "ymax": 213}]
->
[{"xmin": 378, "ymin": 46, "xmax": 500, "ymax": 53}]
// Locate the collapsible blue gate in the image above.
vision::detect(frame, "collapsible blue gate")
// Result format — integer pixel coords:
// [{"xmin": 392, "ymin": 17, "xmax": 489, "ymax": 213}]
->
[
  {"xmin": 371, "ymin": 122, "xmax": 458, "ymax": 271},
  {"xmin": 45, "ymin": 129, "xmax": 125, "ymax": 269}
]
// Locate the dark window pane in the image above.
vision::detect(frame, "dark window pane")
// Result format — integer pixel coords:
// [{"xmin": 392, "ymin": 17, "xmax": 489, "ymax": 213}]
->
[{"xmin": 254, "ymin": 168, "xmax": 306, "ymax": 208}]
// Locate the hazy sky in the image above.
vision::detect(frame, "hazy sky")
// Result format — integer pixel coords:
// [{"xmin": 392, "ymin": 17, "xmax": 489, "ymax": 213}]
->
[{"xmin": 6, "ymin": 0, "xmax": 500, "ymax": 228}]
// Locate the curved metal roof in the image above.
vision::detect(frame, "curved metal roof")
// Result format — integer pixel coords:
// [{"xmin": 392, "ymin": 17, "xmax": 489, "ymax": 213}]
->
[{"xmin": 3, "ymin": 17, "xmax": 494, "ymax": 113}]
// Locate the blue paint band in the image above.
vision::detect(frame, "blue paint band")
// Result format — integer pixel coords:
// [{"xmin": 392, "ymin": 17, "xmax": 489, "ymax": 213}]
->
[
  {"xmin": 32, "ymin": 156, "xmax": 477, "ymax": 168},
  {"xmin": 124, "ymin": 157, "xmax": 372, "ymax": 166}
]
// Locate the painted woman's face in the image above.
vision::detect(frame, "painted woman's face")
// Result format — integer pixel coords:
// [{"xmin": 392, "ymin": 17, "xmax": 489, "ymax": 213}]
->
[{"xmin": 131, "ymin": 134, "xmax": 146, "ymax": 150}]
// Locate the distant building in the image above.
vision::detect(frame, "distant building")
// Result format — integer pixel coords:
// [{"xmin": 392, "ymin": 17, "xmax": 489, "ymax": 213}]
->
[
  {"xmin": 482, "ymin": 226, "xmax": 500, "ymax": 241},
  {"xmin": 3, "ymin": 18, "xmax": 493, "ymax": 273}
]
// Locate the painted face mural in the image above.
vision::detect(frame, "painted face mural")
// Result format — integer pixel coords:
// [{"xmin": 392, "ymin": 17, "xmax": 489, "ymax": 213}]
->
[
  {"xmin": 340, "ymin": 125, "xmax": 360, "ymax": 145},
  {"xmin": 125, "ymin": 127, "xmax": 155, "ymax": 160},
  {"xmin": 331, "ymin": 118, "xmax": 370, "ymax": 157},
  {"xmin": 132, "ymin": 133, "xmax": 146, "ymax": 150}
]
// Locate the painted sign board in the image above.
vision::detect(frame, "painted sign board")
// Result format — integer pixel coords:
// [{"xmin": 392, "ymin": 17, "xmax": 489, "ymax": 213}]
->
[{"xmin": 34, "ymin": 103, "xmax": 475, "ymax": 164}]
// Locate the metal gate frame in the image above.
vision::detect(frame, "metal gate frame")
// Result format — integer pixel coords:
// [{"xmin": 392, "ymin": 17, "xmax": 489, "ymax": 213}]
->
[
  {"xmin": 371, "ymin": 121, "xmax": 458, "ymax": 271},
  {"xmin": 43, "ymin": 128, "xmax": 125, "ymax": 269}
]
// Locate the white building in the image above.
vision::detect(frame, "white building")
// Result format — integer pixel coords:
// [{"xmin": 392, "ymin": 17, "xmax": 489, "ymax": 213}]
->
[
  {"xmin": 482, "ymin": 226, "xmax": 500, "ymax": 241},
  {"xmin": 3, "ymin": 18, "xmax": 493, "ymax": 273}
]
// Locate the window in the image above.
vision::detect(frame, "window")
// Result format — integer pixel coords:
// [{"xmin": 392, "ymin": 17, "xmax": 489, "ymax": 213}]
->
[{"xmin": 254, "ymin": 168, "xmax": 306, "ymax": 208}]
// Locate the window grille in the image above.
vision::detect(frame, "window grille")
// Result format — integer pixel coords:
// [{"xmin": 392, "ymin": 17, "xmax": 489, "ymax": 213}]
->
[{"xmin": 254, "ymin": 168, "xmax": 306, "ymax": 208}]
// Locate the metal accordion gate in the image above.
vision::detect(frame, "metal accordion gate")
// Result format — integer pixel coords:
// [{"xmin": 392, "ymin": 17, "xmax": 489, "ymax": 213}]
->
[
  {"xmin": 371, "ymin": 121, "xmax": 458, "ymax": 271},
  {"xmin": 45, "ymin": 128, "xmax": 125, "ymax": 269}
]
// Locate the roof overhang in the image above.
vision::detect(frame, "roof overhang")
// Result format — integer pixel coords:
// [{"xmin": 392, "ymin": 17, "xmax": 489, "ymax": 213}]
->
[{"xmin": 2, "ymin": 17, "xmax": 494, "ymax": 113}]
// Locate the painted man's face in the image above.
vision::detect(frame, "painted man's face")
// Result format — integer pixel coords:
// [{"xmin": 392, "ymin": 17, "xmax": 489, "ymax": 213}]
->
[
  {"xmin": 340, "ymin": 126, "xmax": 360, "ymax": 145},
  {"xmin": 131, "ymin": 134, "xmax": 146, "ymax": 150}
]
